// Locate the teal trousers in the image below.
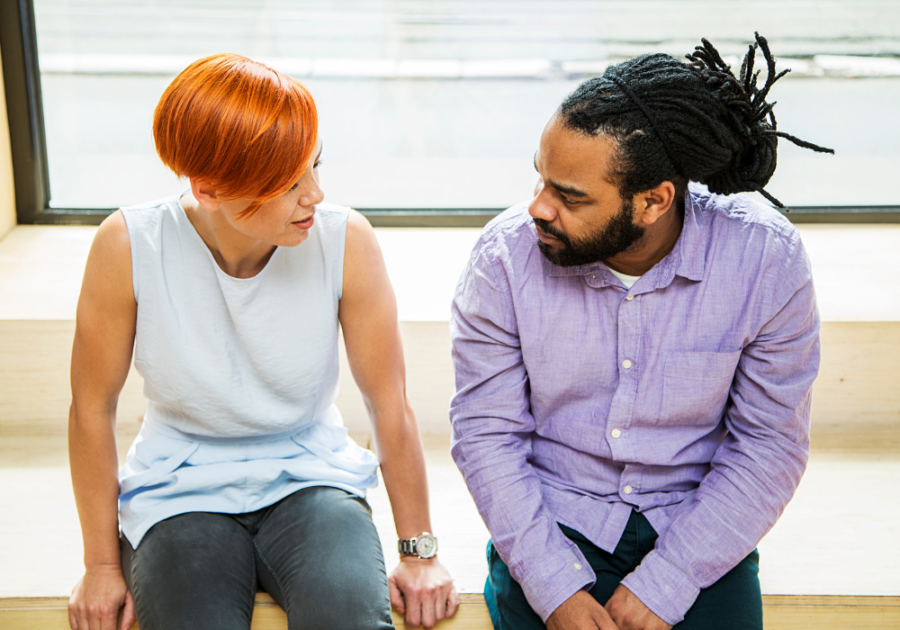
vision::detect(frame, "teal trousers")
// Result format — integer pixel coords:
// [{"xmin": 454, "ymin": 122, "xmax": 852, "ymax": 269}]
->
[{"xmin": 485, "ymin": 510, "xmax": 762, "ymax": 629}]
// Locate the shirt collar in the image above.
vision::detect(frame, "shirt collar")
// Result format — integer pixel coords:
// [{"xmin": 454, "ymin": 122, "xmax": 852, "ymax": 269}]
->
[{"xmin": 546, "ymin": 187, "xmax": 709, "ymax": 287}]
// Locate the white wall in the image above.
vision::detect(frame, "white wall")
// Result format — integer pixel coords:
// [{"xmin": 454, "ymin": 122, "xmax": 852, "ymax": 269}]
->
[{"xmin": 0, "ymin": 46, "xmax": 17, "ymax": 241}]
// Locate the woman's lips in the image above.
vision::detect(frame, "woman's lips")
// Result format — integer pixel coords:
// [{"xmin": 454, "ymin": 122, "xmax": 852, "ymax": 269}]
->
[{"xmin": 292, "ymin": 214, "xmax": 315, "ymax": 229}]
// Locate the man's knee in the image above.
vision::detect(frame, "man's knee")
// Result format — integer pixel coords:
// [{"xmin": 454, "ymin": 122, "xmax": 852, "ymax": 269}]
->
[
  {"xmin": 679, "ymin": 551, "xmax": 762, "ymax": 630},
  {"xmin": 485, "ymin": 540, "xmax": 545, "ymax": 630}
]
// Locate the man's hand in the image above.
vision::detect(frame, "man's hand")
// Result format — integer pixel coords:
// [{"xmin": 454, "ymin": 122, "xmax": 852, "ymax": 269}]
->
[
  {"xmin": 68, "ymin": 564, "xmax": 135, "ymax": 630},
  {"xmin": 605, "ymin": 585, "xmax": 672, "ymax": 630},
  {"xmin": 388, "ymin": 556, "xmax": 459, "ymax": 628},
  {"xmin": 547, "ymin": 590, "xmax": 620, "ymax": 630}
]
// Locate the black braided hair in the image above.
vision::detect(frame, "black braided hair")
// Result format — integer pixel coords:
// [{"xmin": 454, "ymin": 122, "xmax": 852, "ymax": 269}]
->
[{"xmin": 559, "ymin": 32, "xmax": 834, "ymax": 209}]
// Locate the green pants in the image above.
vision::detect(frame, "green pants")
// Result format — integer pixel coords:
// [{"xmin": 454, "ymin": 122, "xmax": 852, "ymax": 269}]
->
[{"xmin": 485, "ymin": 510, "xmax": 762, "ymax": 629}]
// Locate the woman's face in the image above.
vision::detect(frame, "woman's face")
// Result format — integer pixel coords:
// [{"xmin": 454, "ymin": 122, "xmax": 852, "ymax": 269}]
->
[{"xmin": 214, "ymin": 141, "xmax": 325, "ymax": 248}]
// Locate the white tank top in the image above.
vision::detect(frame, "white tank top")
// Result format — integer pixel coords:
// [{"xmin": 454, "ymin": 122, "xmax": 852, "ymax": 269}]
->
[{"xmin": 122, "ymin": 194, "xmax": 348, "ymax": 438}]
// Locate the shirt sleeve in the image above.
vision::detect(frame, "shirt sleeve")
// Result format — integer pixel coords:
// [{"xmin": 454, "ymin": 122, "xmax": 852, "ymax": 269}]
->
[
  {"xmin": 621, "ymin": 232, "xmax": 820, "ymax": 625},
  {"xmin": 449, "ymin": 243, "xmax": 595, "ymax": 622}
]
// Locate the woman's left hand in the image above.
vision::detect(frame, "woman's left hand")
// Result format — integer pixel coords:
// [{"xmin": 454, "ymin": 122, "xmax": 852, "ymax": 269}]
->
[{"xmin": 388, "ymin": 556, "xmax": 459, "ymax": 628}]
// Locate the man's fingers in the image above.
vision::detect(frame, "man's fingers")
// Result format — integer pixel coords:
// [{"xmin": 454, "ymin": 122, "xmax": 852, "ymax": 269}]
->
[
  {"xmin": 594, "ymin": 605, "xmax": 621, "ymax": 630},
  {"xmin": 68, "ymin": 608, "xmax": 79, "ymax": 630},
  {"xmin": 388, "ymin": 578, "xmax": 406, "ymax": 614},
  {"xmin": 120, "ymin": 590, "xmax": 136, "ymax": 630}
]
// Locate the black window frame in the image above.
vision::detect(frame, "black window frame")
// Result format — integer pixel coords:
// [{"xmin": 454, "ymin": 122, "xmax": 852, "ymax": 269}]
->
[{"xmin": 3, "ymin": 0, "xmax": 899, "ymax": 227}]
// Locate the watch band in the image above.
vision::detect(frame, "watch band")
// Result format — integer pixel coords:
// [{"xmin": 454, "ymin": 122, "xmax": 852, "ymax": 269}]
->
[{"xmin": 398, "ymin": 532, "xmax": 438, "ymax": 558}]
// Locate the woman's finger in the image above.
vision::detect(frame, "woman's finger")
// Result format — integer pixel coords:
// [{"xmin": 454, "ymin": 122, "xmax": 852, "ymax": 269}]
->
[
  {"xmin": 418, "ymin": 591, "xmax": 436, "ymax": 629},
  {"xmin": 120, "ymin": 590, "xmax": 136, "ymax": 630},
  {"xmin": 446, "ymin": 584, "xmax": 460, "ymax": 617},
  {"xmin": 434, "ymin": 589, "xmax": 446, "ymax": 622},
  {"xmin": 388, "ymin": 577, "xmax": 406, "ymax": 614},
  {"xmin": 77, "ymin": 608, "xmax": 92, "ymax": 630},
  {"xmin": 403, "ymin": 585, "xmax": 422, "ymax": 627}
]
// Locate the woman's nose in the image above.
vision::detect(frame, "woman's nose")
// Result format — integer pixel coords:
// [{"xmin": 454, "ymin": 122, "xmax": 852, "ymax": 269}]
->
[{"xmin": 300, "ymin": 182, "xmax": 324, "ymax": 207}]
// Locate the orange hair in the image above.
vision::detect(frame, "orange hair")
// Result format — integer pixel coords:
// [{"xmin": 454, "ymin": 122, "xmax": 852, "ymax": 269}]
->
[{"xmin": 153, "ymin": 54, "xmax": 318, "ymax": 210}]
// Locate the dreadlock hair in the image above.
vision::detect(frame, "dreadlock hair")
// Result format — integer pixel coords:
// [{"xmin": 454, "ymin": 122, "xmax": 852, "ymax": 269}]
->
[{"xmin": 559, "ymin": 32, "xmax": 833, "ymax": 209}]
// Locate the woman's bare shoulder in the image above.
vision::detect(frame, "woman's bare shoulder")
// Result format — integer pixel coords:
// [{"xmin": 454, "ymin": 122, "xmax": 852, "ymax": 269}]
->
[
  {"xmin": 343, "ymin": 209, "xmax": 382, "ymax": 279},
  {"xmin": 92, "ymin": 210, "xmax": 132, "ymax": 260},
  {"xmin": 80, "ymin": 210, "xmax": 134, "ymax": 307}
]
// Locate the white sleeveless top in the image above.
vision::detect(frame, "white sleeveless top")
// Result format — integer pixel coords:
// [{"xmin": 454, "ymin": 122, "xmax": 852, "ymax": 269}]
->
[{"xmin": 117, "ymin": 194, "xmax": 379, "ymax": 547}]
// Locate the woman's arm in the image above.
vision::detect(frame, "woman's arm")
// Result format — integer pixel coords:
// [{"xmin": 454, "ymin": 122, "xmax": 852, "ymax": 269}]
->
[
  {"xmin": 339, "ymin": 211, "xmax": 458, "ymax": 629},
  {"xmin": 68, "ymin": 211, "xmax": 138, "ymax": 630}
]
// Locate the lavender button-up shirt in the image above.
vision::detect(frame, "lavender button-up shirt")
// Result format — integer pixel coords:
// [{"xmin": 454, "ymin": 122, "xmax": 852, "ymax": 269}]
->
[{"xmin": 449, "ymin": 185, "xmax": 819, "ymax": 625}]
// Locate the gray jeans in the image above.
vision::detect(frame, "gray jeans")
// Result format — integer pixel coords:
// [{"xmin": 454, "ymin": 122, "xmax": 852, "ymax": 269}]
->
[{"xmin": 121, "ymin": 486, "xmax": 395, "ymax": 630}]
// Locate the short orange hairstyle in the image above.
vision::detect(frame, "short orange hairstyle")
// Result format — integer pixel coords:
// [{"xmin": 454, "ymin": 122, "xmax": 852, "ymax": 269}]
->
[{"xmin": 153, "ymin": 53, "xmax": 318, "ymax": 208}]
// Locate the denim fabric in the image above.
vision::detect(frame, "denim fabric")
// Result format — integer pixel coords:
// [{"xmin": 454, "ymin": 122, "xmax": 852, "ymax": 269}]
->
[
  {"xmin": 485, "ymin": 511, "xmax": 762, "ymax": 630},
  {"xmin": 121, "ymin": 486, "xmax": 395, "ymax": 630}
]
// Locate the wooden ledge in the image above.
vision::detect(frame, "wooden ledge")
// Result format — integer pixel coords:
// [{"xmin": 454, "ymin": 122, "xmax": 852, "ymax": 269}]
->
[
  {"xmin": 3, "ymin": 594, "xmax": 899, "ymax": 629},
  {"xmin": 0, "ymin": 593, "xmax": 492, "ymax": 629}
]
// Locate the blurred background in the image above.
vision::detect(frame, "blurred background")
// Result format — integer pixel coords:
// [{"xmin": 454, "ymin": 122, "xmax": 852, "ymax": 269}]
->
[{"xmin": 32, "ymin": 0, "xmax": 900, "ymax": 211}]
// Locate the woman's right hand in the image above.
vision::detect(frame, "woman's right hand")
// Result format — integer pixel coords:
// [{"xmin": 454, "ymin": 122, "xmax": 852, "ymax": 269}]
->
[{"xmin": 68, "ymin": 565, "xmax": 135, "ymax": 630}]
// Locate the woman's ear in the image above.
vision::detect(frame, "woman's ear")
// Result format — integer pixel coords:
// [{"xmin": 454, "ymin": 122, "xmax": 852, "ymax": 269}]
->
[
  {"xmin": 634, "ymin": 180, "xmax": 676, "ymax": 226},
  {"xmin": 190, "ymin": 179, "xmax": 221, "ymax": 212}
]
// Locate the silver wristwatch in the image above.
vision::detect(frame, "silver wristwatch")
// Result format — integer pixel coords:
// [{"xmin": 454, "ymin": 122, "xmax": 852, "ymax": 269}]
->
[{"xmin": 398, "ymin": 532, "xmax": 438, "ymax": 559}]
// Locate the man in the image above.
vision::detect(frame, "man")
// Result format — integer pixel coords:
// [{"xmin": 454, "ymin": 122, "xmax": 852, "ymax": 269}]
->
[{"xmin": 450, "ymin": 34, "xmax": 832, "ymax": 630}]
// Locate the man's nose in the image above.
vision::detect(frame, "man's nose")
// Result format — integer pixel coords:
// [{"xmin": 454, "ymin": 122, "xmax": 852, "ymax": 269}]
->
[{"xmin": 528, "ymin": 186, "xmax": 557, "ymax": 223}]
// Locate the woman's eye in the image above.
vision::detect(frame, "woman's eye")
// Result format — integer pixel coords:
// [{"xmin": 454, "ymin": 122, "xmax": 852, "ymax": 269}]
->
[
  {"xmin": 288, "ymin": 182, "xmax": 300, "ymax": 192},
  {"xmin": 314, "ymin": 160, "xmax": 323, "ymax": 169}
]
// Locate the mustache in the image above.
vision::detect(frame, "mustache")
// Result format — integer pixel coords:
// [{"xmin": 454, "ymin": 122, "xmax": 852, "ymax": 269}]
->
[{"xmin": 533, "ymin": 218, "xmax": 568, "ymax": 242}]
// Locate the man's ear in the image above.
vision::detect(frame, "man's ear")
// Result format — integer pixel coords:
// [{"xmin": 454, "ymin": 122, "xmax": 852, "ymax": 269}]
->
[
  {"xmin": 190, "ymin": 179, "xmax": 221, "ymax": 212},
  {"xmin": 634, "ymin": 181, "xmax": 676, "ymax": 226}
]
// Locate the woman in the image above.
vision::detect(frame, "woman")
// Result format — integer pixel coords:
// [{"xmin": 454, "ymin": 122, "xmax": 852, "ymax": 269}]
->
[{"xmin": 67, "ymin": 53, "xmax": 457, "ymax": 630}]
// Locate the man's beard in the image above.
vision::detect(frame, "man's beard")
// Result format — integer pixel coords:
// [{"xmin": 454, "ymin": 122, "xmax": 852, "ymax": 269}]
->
[{"xmin": 535, "ymin": 197, "xmax": 645, "ymax": 267}]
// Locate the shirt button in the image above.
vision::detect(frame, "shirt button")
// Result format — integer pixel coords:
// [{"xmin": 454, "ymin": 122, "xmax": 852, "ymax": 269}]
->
[
  {"xmin": 625, "ymin": 295, "xmax": 634, "ymax": 301},
  {"xmin": 622, "ymin": 359, "xmax": 633, "ymax": 369},
  {"xmin": 623, "ymin": 486, "xmax": 633, "ymax": 495},
  {"xmin": 611, "ymin": 429, "xmax": 621, "ymax": 438},
  {"xmin": 574, "ymin": 562, "xmax": 583, "ymax": 571}
]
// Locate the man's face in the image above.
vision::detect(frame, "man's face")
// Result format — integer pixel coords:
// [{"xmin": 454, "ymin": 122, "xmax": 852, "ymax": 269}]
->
[{"xmin": 529, "ymin": 116, "xmax": 645, "ymax": 267}]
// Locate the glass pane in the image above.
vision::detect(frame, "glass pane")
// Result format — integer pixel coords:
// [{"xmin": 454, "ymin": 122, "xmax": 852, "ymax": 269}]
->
[{"xmin": 34, "ymin": 1, "xmax": 900, "ymax": 210}]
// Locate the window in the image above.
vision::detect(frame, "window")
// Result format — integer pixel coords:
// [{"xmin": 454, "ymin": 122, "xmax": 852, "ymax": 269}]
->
[{"xmin": 5, "ymin": 0, "xmax": 900, "ymax": 224}]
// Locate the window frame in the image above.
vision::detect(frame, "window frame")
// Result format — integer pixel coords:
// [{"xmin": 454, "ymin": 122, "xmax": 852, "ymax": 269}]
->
[{"xmin": 3, "ymin": 0, "xmax": 899, "ymax": 227}]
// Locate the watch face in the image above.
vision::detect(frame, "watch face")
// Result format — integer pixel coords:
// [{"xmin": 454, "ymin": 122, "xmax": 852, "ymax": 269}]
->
[{"xmin": 415, "ymin": 534, "xmax": 436, "ymax": 559}]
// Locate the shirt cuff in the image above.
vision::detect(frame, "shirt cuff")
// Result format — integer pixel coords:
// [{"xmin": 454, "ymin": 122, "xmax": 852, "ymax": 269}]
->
[
  {"xmin": 515, "ymin": 539, "xmax": 596, "ymax": 622},
  {"xmin": 620, "ymin": 550, "xmax": 701, "ymax": 626}
]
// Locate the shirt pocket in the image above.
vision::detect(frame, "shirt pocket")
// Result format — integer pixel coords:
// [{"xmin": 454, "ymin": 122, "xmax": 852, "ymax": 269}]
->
[{"xmin": 658, "ymin": 350, "xmax": 742, "ymax": 426}]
